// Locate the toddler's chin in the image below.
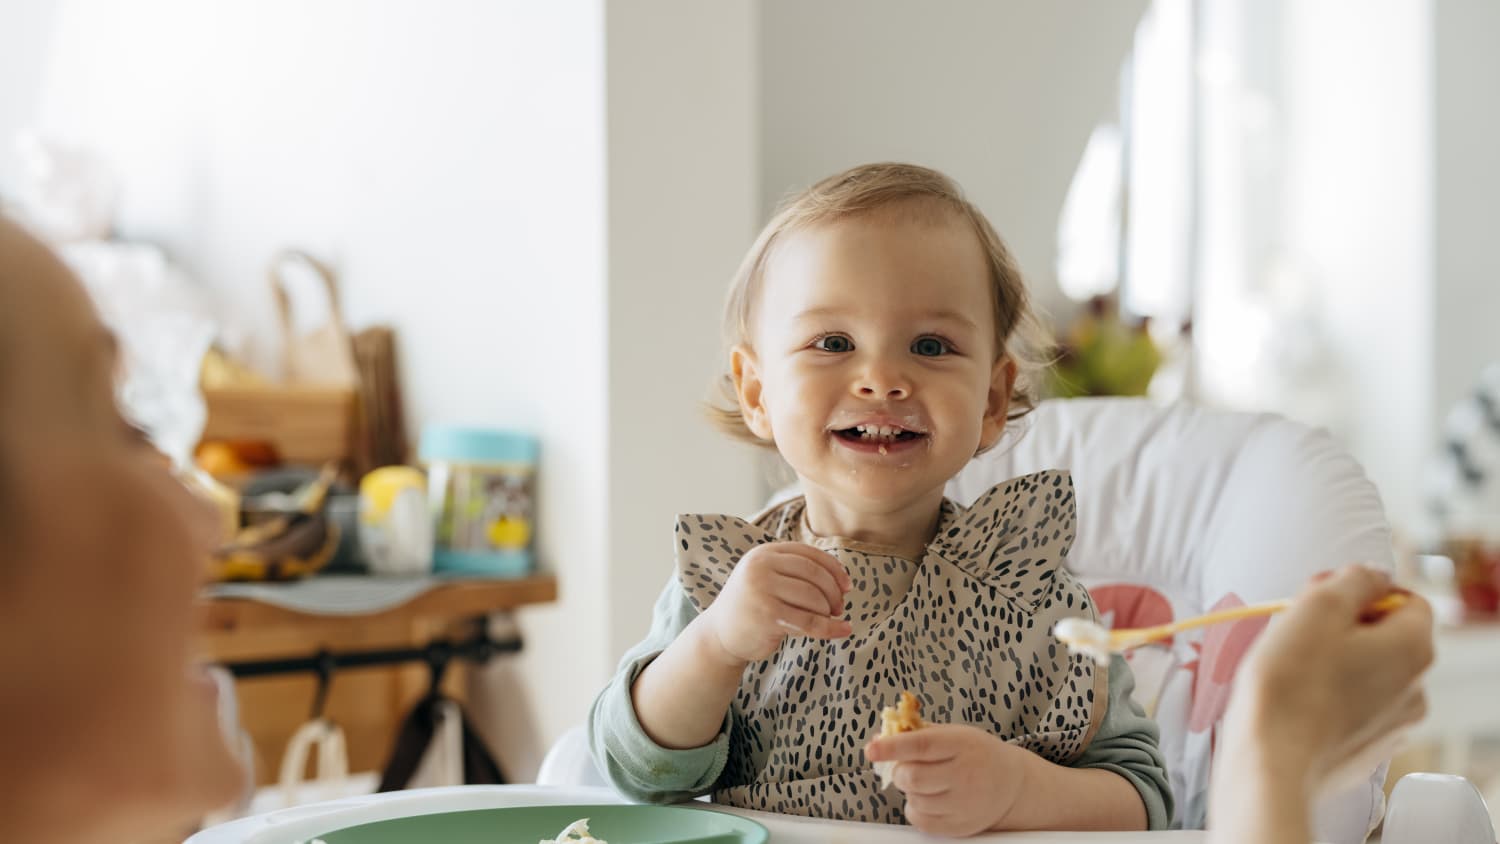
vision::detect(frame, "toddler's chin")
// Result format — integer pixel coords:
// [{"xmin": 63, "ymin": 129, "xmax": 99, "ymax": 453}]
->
[{"xmin": 837, "ymin": 472, "xmax": 938, "ymax": 505}]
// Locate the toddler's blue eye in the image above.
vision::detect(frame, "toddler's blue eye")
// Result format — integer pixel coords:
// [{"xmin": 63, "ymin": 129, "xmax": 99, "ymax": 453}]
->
[
  {"xmin": 912, "ymin": 336, "xmax": 949, "ymax": 357},
  {"xmin": 815, "ymin": 335, "xmax": 854, "ymax": 353}
]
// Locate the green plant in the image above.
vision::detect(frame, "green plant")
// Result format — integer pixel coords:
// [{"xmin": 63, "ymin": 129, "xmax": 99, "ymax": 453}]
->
[{"xmin": 1045, "ymin": 296, "xmax": 1163, "ymax": 398}]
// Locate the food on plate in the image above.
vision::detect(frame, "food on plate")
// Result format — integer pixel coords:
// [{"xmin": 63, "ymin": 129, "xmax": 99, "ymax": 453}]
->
[{"xmin": 539, "ymin": 818, "xmax": 607, "ymax": 844}]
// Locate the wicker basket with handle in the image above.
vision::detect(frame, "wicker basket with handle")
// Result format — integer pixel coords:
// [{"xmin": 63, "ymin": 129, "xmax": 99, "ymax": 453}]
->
[{"xmin": 201, "ymin": 252, "xmax": 358, "ymax": 466}]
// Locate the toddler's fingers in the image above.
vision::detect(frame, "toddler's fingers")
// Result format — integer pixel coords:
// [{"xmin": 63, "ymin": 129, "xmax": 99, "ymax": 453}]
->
[
  {"xmin": 773, "ymin": 542, "xmax": 852, "ymax": 593},
  {"xmin": 774, "ymin": 607, "xmax": 851, "ymax": 641},
  {"xmin": 773, "ymin": 575, "xmax": 844, "ymax": 618},
  {"xmin": 891, "ymin": 760, "xmax": 951, "ymax": 797},
  {"xmin": 771, "ymin": 549, "xmax": 847, "ymax": 614},
  {"xmin": 903, "ymin": 805, "xmax": 961, "ymax": 838},
  {"xmin": 866, "ymin": 725, "xmax": 960, "ymax": 764}
]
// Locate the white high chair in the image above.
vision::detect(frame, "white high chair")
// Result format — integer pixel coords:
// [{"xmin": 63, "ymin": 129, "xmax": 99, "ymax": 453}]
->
[
  {"xmin": 948, "ymin": 398, "xmax": 1405, "ymax": 842},
  {"xmin": 542, "ymin": 398, "xmax": 1493, "ymax": 843}
]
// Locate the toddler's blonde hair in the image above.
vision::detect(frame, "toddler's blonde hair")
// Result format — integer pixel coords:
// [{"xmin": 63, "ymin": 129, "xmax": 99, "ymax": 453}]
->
[{"xmin": 708, "ymin": 162, "xmax": 1044, "ymax": 448}]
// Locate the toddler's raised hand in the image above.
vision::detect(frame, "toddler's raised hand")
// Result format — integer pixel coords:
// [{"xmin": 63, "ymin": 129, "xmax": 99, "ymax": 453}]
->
[{"xmin": 702, "ymin": 542, "xmax": 852, "ymax": 664}]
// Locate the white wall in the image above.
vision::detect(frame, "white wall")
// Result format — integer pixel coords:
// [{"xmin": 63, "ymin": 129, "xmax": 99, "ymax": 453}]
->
[
  {"xmin": 10, "ymin": 0, "xmax": 775, "ymax": 777},
  {"xmin": 0, "ymin": 1, "xmax": 58, "ymax": 196},
  {"xmin": 1277, "ymin": 0, "xmax": 1434, "ymax": 532},
  {"xmin": 1435, "ymin": 0, "xmax": 1500, "ymax": 423},
  {"xmin": 604, "ymin": 1, "xmax": 766, "ymax": 660},
  {"xmin": 757, "ymin": 0, "xmax": 1149, "ymax": 320},
  {"xmin": 16, "ymin": 0, "xmax": 612, "ymax": 778}
]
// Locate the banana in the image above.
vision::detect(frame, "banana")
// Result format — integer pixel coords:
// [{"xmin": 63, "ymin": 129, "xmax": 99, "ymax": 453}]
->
[
  {"xmin": 210, "ymin": 514, "xmax": 339, "ymax": 582},
  {"xmin": 207, "ymin": 464, "xmax": 342, "ymax": 582}
]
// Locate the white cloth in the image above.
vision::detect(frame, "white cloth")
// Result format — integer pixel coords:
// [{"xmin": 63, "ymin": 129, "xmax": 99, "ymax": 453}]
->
[{"xmin": 404, "ymin": 699, "xmax": 466, "ymax": 790}]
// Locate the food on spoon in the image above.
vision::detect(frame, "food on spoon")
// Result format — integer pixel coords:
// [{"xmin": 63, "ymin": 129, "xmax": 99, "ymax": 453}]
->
[{"xmin": 1053, "ymin": 617, "xmax": 1113, "ymax": 666}]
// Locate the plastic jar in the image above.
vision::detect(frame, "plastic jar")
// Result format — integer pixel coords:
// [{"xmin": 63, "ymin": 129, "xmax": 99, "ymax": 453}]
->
[
  {"xmin": 1443, "ymin": 512, "xmax": 1500, "ymax": 617},
  {"xmin": 419, "ymin": 426, "xmax": 538, "ymax": 577}
]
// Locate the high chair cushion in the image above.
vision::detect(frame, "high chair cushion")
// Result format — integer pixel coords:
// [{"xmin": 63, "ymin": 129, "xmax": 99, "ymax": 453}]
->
[{"xmin": 947, "ymin": 397, "xmax": 1394, "ymax": 842}]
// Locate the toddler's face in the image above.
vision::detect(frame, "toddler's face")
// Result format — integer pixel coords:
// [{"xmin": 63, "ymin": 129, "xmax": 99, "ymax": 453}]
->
[{"xmin": 735, "ymin": 210, "xmax": 1014, "ymax": 513}]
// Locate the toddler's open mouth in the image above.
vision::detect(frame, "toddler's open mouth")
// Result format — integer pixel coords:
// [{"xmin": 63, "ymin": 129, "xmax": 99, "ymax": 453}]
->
[
  {"xmin": 833, "ymin": 424, "xmax": 925, "ymax": 444},
  {"xmin": 830, "ymin": 423, "xmax": 929, "ymax": 455}
]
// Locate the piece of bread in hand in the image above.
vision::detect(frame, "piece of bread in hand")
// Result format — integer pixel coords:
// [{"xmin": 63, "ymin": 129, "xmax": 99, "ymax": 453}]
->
[{"xmin": 874, "ymin": 692, "xmax": 925, "ymax": 789}]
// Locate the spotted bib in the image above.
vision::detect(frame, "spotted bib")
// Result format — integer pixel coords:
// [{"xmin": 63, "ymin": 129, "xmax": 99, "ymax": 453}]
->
[{"xmin": 674, "ymin": 469, "xmax": 1106, "ymax": 824}]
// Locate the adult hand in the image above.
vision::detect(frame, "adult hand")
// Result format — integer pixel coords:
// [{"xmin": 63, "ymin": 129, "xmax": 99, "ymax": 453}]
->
[{"xmin": 1225, "ymin": 564, "xmax": 1434, "ymax": 794}]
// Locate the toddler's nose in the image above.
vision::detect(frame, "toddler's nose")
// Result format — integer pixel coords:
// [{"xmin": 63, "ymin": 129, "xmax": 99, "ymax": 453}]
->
[{"xmin": 853, "ymin": 350, "xmax": 913, "ymax": 400}]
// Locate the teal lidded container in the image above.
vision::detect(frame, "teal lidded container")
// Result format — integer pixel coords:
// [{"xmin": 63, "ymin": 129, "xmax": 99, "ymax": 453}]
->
[{"xmin": 419, "ymin": 426, "xmax": 538, "ymax": 577}]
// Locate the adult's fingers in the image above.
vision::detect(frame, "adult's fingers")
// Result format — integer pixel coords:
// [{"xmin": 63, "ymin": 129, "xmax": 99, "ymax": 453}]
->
[
  {"xmin": 1317, "ymin": 687, "xmax": 1426, "ymax": 794},
  {"xmin": 1299, "ymin": 564, "xmax": 1394, "ymax": 624},
  {"xmin": 1362, "ymin": 592, "xmax": 1437, "ymax": 676},
  {"xmin": 1339, "ymin": 593, "xmax": 1436, "ymax": 699},
  {"xmin": 1329, "ymin": 684, "xmax": 1428, "ymax": 777},
  {"xmin": 1367, "ymin": 685, "xmax": 1428, "ymax": 737},
  {"xmin": 1318, "ymin": 726, "xmax": 1412, "ymax": 797}
]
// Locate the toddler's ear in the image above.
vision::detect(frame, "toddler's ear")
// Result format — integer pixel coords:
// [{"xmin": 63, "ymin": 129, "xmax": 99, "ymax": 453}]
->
[
  {"xmin": 979, "ymin": 356, "xmax": 1018, "ymax": 449},
  {"xmin": 731, "ymin": 345, "xmax": 775, "ymax": 442}
]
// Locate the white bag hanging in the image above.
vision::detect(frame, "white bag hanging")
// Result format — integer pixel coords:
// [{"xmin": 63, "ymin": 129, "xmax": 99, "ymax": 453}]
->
[
  {"xmin": 270, "ymin": 250, "xmax": 359, "ymax": 388},
  {"xmin": 262, "ymin": 661, "xmax": 369, "ymax": 812},
  {"xmin": 403, "ymin": 699, "xmax": 465, "ymax": 789},
  {"xmin": 277, "ymin": 717, "xmax": 350, "ymax": 809}
]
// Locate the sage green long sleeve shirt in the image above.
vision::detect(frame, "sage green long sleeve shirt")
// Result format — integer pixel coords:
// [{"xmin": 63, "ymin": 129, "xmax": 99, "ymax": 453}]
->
[{"xmin": 589, "ymin": 578, "xmax": 1175, "ymax": 830}]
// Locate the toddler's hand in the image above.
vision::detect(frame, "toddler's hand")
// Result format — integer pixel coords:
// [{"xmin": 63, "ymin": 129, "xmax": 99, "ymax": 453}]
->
[
  {"xmin": 866, "ymin": 724, "xmax": 1030, "ymax": 836},
  {"xmin": 701, "ymin": 542, "xmax": 852, "ymax": 665}
]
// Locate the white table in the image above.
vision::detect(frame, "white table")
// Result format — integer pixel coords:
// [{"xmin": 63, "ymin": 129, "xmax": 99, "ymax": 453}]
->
[{"xmin": 188, "ymin": 785, "xmax": 1207, "ymax": 844}]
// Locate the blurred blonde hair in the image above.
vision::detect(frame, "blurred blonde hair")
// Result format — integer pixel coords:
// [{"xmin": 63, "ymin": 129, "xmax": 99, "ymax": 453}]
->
[{"xmin": 707, "ymin": 162, "xmax": 1045, "ymax": 449}]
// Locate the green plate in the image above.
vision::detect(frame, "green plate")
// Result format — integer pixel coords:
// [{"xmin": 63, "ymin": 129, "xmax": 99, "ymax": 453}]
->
[{"xmin": 312, "ymin": 804, "xmax": 769, "ymax": 844}]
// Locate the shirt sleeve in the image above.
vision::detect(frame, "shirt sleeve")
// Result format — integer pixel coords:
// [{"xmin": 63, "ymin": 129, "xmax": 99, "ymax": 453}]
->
[
  {"xmin": 1068, "ymin": 654, "xmax": 1176, "ymax": 830},
  {"xmin": 587, "ymin": 576, "xmax": 732, "ymax": 803}
]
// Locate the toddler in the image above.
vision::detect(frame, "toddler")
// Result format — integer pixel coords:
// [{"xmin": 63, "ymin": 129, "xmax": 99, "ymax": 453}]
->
[{"xmin": 589, "ymin": 163, "xmax": 1171, "ymax": 835}]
